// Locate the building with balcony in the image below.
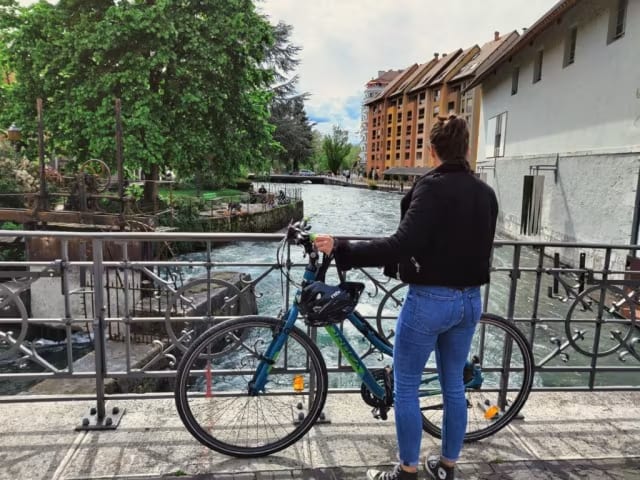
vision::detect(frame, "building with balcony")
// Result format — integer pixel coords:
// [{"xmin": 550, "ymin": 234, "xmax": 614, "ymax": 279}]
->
[
  {"xmin": 359, "ymin": 70, "xmax": 401, "ymax": 170},
  {"xmin": 363, "ymin": 32, "xmax": 516, "ymax": 176}
]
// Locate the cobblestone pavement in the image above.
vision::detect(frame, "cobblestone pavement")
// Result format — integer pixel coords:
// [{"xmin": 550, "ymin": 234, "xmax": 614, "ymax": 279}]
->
[{"xmin": 158, "ymin": 458, "xmax": 640, "ymax": 479}]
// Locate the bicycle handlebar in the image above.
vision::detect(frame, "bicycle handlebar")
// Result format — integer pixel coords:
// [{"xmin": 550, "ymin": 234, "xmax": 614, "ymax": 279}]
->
[{"xmin": 285, "ymin": 219, "xmax": 346, "ymax": 284}]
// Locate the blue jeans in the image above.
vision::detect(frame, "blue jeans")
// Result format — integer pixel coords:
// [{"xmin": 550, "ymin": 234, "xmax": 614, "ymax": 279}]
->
[{"xmin": 393, "ymin": 285, "xmax": 482, "ymax": 466}]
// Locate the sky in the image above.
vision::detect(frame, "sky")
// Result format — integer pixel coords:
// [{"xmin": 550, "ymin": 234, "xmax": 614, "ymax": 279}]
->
[
  {"xmin": 18, "ymin": 0, "xmax": 557, "ymax": 143},
  {"xmin": 259, "ymin": 0, "xmax": 557, "ymax": 142}
]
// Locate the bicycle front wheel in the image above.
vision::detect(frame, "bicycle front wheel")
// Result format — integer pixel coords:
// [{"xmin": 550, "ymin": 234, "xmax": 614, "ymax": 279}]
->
[
  {"xmin": 420, "ymin": 313, "xmax": 534, "ymax": 442},
  {"xmin": 175, "ymin": 316, "xmax": 328, "ymax": 457}
]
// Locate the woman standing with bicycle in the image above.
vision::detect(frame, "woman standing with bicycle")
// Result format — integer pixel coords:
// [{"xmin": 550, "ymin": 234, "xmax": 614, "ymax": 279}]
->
[{"xmin": 314, "ymin": 115, "xmax": 498, "ymax": 480}]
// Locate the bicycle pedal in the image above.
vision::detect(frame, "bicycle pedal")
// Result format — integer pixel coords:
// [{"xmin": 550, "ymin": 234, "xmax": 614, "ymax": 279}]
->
[{"xmin": 371, "ymin": 407, "xmax": 389, "ymax": 421}]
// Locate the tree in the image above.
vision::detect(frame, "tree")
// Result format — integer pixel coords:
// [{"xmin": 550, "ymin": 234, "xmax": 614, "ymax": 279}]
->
[
  {"xmin": 0, "ymin": 0, "xmax": 278, "ymax": 204},
  {"xmin": 322, "ymin": 126, "xmax": 351, "ymax": 175},
  {"xmin": 264, "ymin": 21, "xmax": 313, "ymax": 173}
]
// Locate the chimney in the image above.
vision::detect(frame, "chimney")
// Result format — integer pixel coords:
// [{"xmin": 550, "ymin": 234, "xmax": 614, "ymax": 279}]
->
[
  {"xmin": 494, "ymin": 31, "xmax": 500, "ymax": 41},
  {"xmin": 378, "ymin": 70, "xmax": 385, "ymax": 77},
  {"xmin": 434, "ymin": 52, "xmax": 439, "ymax": 60},
  {"xmin": 442, "ymin": 53, "xmax": 447, "ymax": 57},
  {"xmin": 523, "ymin": 27, "xmax": 528, "ymax": 33}
]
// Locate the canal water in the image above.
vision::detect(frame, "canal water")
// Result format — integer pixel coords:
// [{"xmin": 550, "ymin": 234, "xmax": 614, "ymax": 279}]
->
[
  {"xmin": 1, "ymin": 183, "xmax": 636, "ymax": 393},
  {"xmin": 184, "ymin": 183, "xmax": 637, "ymax": 389}
]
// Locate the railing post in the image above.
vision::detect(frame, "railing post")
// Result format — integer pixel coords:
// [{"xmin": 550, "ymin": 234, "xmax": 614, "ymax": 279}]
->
[
  {"xmin": 498, "ymin": 244, "xmax": 521, "ymax": 412},
  {"xmin": 76, "ymin": 239, "xmax": 125, "ymax": 430}
]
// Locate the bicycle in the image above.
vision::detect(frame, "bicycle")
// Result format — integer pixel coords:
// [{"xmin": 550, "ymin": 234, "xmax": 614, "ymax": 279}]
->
[{"xmin": 174, "ymin": 220, "xmax": 534, "ymax": 457}]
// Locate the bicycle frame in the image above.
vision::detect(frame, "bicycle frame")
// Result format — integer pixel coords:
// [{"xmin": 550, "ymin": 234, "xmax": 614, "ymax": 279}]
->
[{"xmin": 249, "ymin": 252, "xmax": 442, "ymax": 401}]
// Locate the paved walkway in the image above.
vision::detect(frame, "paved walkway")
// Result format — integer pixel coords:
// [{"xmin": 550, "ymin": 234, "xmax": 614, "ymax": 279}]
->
[{"xmin": 1, "ymin": 391, "xmax": 639, "ymax": 479}]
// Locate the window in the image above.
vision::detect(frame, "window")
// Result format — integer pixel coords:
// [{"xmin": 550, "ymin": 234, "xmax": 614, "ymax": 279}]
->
[
  {"xmin": 416, "ymin": 151, "xmax": 423, "ymax": 161},
  {"xmin": 371, "ymin": 154, "xmax": 374, "ymax": 161},
  {"xmin": 417, "ymin": 138, "xmax": 424, "ymax": 149},
  {"xmin": 373, "ymin": 118, "xmax": 377, "ymax": 127},
  {"xmin": 395, "ymin": 152, "xmax": 400, "ymax": 160},
  {"xmin": 511, "ymin": 67, "xmax": 519, "ymax": 95},
  {"xmin": 418, "ymin": 92, "xmax": 426, "ymax": 105},
  {"xmin": 417, "ymin": 123, "xmax": 424, "ymax": 134},
  {"xmin": 434, "ymin": 89, "xmax": 441, "ymax": 101},
  {"xmin": 608, "ymin": 0, "xmax": 628, "ymax": 43},
  {"xmin": 533, "ymin": 50, "xmax": 543, "ymax": 83},
  {"xmin": 397, "ymin": 97, "xmax": 403, "ymax": 107},
  {"xmin": 398, "ymin": 112, "xmax": 403, "ymax": 122},
  {"xmin": 405, "ymin": 139, "xmax": 410, "ymax": 149},
  {"xmin": 407, "ymin": 111, "xmax": 413, "ymax": 121},
  {"xmin": 521, "ymin": 175, "xmax": 544, "ymax": 235},
  {"xmin": 386, "ymin": 140, "xmax": 391, "ymax": 149},
  {"xmin": 396, "ymin": 126, "xmax": 401, "ymax": 136},
  {"xmin": 405, "ymin": 152, "xmax": 410, "ymax": 160},
  {"xmin": 486, "ymin": 112, "xmax": 507, "ymax": 158},
  {"xmin": 387, "ymin": 127, "xmax": 391, "ymax": 136},
  {"xmin": 433, "ymin": 105, "xmax": 440, "ymax": 117},
  {"xmin": 388, "ymin": 114, "xmax": 392, "ymax": 123},
  {"xmin": 418, "ymin": 108, "xmax": 425, "ymax": 120},
  {"xmin": 406, "ymin": 125, "xmax": 412, "ymax": 135},
  {"xmin": 447, "ymin": 101, "xmax": 455, "ymax": 113},
  {"xmin": 563, "ymin": 27, "xmax": 577, "ymax": 67},
  {"xmin": 396, "ymin": 139, "xmax": 401, "ymax": 149},
  {"xmin": 386, "ymin": 154, "xmax": 390, "ymax": 160}
]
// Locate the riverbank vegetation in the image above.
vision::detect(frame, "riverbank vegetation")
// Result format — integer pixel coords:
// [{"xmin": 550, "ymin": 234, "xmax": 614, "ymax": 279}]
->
[{"xmin": 0, "ymin": 1, "xmax": 359, "ymax": 213}]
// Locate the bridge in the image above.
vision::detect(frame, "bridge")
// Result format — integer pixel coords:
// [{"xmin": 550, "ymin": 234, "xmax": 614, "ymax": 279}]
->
[{"xmin": 0, "ymin": 230, "xmax": 639, "ymax": 479}]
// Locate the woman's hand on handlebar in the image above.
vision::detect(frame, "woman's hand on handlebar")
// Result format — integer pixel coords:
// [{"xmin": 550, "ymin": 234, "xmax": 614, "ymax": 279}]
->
[{"xmin": 313, "ymin": 234, "xmax": 334, "ymax": 255}]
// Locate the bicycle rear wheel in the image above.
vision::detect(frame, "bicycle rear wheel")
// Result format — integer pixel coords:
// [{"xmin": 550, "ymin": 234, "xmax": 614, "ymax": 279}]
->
[
  {"xmin": 420, "ymin": 314, "xmax": 534, "ymax": 441},
  {"xmin": 175, "ymin": 316, "xmax": 328, "ymax": 457}
]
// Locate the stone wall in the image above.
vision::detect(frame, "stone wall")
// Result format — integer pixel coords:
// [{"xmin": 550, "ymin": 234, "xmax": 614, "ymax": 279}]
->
[
  {"xmin": 485, "ymin": 151, "xmax": 640, "ymax": 271},
  {"xmin": 202, "ymin": 199, "xmax": 303, "ymax": 233}
]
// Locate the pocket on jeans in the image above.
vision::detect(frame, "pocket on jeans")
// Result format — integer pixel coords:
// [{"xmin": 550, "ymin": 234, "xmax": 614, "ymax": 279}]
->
[
  {"xmin": 466, "ymin": 294, "xmax": 482, "ymax": 328},
  {"xmin": 410, "ymin": 295, "xmax": 458, "ymax": 335}
]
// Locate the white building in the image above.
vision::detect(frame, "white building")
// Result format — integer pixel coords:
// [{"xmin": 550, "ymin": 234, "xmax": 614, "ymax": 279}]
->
[
  {"xmin": 469, "ymin": 0, "xmax": 640, "ymax": 270},
  {"xmin": 359, "ymin": 71, "xmax": 401, "ymax": 169}
]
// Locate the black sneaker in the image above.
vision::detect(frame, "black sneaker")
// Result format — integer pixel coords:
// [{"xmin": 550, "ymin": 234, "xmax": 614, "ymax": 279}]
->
[
  {"xmin": 425, "ymin": 454, "xmax": 455, "ymax": 480},
  {"xmin": 367, "ymin": 463, "xmax": 418, "ymax": 480}
]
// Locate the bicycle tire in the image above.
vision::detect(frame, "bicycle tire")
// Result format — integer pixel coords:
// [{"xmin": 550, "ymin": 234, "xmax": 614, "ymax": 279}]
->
[
  {"xmin": 420, "ymin": 313, "xmax": 534, "ymax": 442},
  {"xmin": 175, "ymin": 315, "xmax": 328, "ymax": 457}
]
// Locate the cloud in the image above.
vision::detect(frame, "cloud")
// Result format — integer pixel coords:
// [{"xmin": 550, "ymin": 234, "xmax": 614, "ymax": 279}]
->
[{"xmin": 260, "ymin": 0, "xmax": 557, "ymax": 142}]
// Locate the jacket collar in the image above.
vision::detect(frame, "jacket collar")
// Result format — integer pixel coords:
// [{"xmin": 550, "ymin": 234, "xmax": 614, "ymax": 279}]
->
[{"xmin": 426, "ymin": 161, "xmax": 470, "ymax": 177}]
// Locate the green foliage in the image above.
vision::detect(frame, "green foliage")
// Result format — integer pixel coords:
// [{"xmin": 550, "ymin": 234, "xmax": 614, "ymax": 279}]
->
[
  {"xmin": 322, "ymin": 126, "xmax": 351, "ymax": 174},
  {"xmin": 266, "ymin": 22, "xmax": 313, "ymax": 173},
  {"xmin": 0, "ymin": 0, "xmax": 279, "ymax": 198},
  {"xmin": 0, "ymin": 221, "xmax": 20, "ymax": 230},
  {"xmin": 308, "ymin": 129, "xmax": 327, "ymax": 172},
  {"xmin": 0, "ymin": 140, "xmax": 37, "ymax": 207},
  {"xmin": 125, "ymin": 183, "xmax": 144, "ymax": 201},
  {"xmin": 344, "ymin": 144, "xmax": 360, "ymax": 170}
]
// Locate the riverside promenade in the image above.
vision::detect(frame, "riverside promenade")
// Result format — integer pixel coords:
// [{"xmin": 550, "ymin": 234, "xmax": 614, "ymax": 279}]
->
[{"xmin": 2, "ymin": 391, "xmax": 639, "ymax": 480}]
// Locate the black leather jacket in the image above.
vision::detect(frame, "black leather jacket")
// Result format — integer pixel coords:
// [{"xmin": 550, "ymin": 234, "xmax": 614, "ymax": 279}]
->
[{"xmin": 334, "ymin": 162, "xmax": 498, "ymax": 287}]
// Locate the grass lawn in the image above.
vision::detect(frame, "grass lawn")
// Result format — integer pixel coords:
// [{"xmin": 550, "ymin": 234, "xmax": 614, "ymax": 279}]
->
[{"xmin": 158, "ymin": 187, "xmax": 244, "ymax": 201}]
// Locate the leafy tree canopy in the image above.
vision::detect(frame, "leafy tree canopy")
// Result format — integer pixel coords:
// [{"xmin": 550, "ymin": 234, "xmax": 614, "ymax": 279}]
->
[
  {"xmin": 322, "ymin": 125, "xmax": 351, "ymax": 175},
  {"xmin": 0, "ymin": 0, "xmax": 280, "ymax": 201}
]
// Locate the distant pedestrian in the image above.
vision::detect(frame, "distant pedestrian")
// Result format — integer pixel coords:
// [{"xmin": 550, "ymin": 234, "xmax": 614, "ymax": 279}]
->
[
  {"xmin": 345, "ymin": 170, "xmax": 351, "ymax": 183},
  {"xmin": 314, "ymin": 115, "xmax": 498, "ymax": 480}
]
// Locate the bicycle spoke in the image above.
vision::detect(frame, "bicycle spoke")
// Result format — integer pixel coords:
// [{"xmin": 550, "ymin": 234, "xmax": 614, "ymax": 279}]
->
[{"xmin": 175, "ymin": 317, "xmax": 327, "ymax": 457}]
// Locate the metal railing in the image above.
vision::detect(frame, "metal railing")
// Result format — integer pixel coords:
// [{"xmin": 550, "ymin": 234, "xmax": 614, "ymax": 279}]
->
[{"xmin": 0, "ymin": 231, "xmax": 639, "ymax": 428}]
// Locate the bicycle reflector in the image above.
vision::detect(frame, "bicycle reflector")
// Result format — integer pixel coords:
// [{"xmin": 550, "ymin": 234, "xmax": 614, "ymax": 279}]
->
[
  {"xmin": 293, "ymin": 374, "xmax": 305, "ymax": 392},
  {"xmin": 484, "ymin": 405, "xmax": 500, "ymax": 420}
]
